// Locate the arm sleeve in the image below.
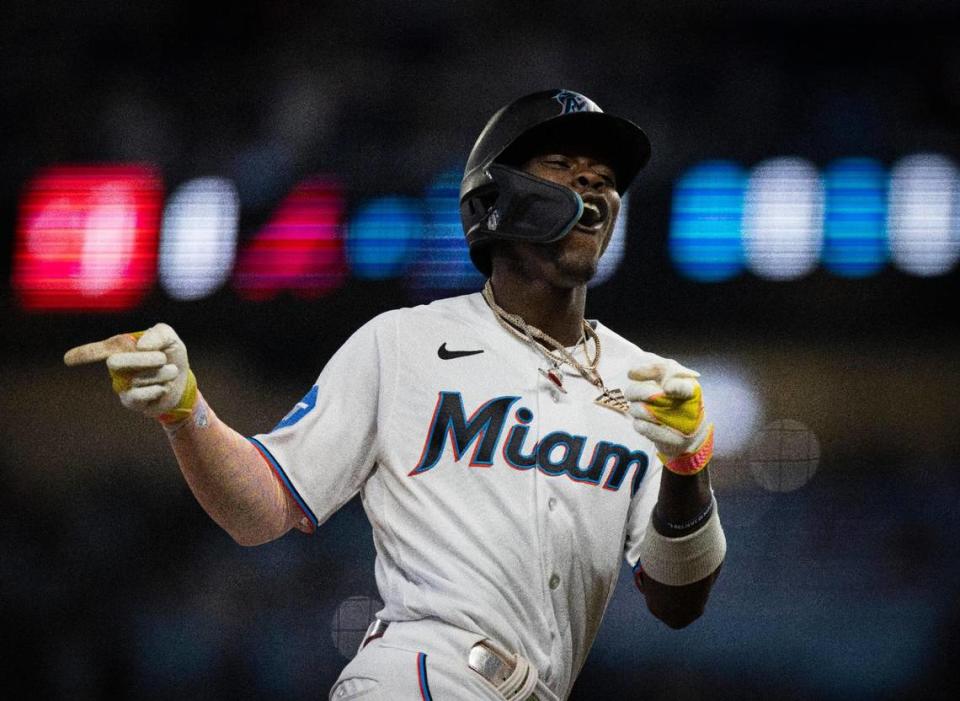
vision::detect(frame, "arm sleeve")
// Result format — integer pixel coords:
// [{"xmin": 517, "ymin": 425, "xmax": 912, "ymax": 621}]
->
[
  {"xmin": 623, "ymin": 458, "xmax": 663, "ymax": 570},
  {"xmin": 249, "ymin": 313, "xmax": 397, "ymax": 530}
]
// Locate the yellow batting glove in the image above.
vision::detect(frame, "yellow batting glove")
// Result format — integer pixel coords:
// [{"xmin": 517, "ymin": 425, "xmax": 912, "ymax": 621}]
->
[
  {"xmin": 625, "ymin": 357, "xmax": 714, "ymax": 475},
  {"xmin": 64, "ymin": 323, "xmax": 198, "ymax": 426}
]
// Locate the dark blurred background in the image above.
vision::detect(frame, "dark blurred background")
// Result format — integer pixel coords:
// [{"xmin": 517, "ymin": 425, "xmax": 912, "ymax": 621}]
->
[{"xmin": 2, "ymin": 1, "xmax": 959, "ymax": 699}]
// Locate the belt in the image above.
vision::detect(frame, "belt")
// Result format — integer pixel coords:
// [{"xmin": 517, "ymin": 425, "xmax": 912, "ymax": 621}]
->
[{"xmin": 361, "ymin": 619, "xmax": 541, "ymax": 701}]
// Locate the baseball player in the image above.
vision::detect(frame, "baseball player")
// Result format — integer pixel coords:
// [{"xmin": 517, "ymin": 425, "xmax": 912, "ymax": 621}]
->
[{"xmin": 65, "ymin": 89, "xmax": 725, "ymax": 700}]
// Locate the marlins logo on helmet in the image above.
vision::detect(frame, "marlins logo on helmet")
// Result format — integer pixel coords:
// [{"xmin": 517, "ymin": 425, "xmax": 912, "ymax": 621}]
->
[{"xmin": 553, "ymin": 89, "xmax": 590, "ymax": 114}]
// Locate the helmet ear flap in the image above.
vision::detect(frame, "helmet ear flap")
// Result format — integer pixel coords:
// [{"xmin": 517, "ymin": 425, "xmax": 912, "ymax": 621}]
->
[{"xmin": 460, "ymin": 183, "xmax": 498, "ymax": 239}]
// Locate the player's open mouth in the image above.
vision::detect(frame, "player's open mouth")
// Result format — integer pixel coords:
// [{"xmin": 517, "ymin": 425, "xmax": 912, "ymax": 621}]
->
[{"xmin": 575, "ymin": 200, "xmax": 607, "ymax": 233}]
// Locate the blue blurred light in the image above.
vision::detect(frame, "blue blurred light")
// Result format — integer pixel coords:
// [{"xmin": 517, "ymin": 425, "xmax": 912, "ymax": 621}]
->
[
  {"xmin": 407, "ymin": 167, "xmax": 485, "ymax": 299},
  {"xmin": 822, "ymin": 158, "xmax": 887, "ymax": 277},
  {"xmin": 346, "ymin": 196, "xmax": 423, "ymax": 279},
  {"xmin": 669, "ymin": 161, "xmax": 747, "ymax": 282}
]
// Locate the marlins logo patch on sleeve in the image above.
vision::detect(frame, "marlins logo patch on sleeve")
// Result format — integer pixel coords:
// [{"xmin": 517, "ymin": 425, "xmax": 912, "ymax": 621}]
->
[{"xmin": 273, "ymin": 385, "xmax": 319, "ymax": 431}]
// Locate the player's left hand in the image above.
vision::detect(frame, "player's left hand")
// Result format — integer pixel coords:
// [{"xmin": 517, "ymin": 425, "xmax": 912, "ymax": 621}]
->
[{"xmin": 625, "ymin": 357, "xmax": 714, "ymax": 475}]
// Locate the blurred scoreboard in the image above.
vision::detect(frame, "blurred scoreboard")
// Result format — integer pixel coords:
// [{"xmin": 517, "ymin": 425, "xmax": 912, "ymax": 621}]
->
[{"xmin": 11, "ymin": 154, "xmax": 959, "ymax": 312}]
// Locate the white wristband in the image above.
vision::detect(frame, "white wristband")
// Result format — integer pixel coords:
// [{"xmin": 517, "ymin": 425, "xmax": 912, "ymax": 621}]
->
[{"xmin": 637, "ymin": 495, "xmax": 726, "ymax": 586}]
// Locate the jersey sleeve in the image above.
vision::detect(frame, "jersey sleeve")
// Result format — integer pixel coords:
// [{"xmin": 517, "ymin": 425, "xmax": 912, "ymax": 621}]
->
[
  {"xmin": 622, "ymin": 458, "xmax": 663, "ymax": 570},
  {"xmin": 249, "ymin": 312, "xmax": 398, "ymax": 530}
]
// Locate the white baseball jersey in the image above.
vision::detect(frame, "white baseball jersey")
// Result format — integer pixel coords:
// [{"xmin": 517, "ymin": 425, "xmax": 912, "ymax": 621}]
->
[{"xmin": 250, "ymin": 292, "xmax": 663, "ymax": 700}]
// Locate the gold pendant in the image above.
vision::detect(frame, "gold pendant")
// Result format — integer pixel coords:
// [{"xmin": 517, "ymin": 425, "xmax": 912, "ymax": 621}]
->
[{"xmin": 595, "ymin": 387, "xmax": 631, "ymax": 414}]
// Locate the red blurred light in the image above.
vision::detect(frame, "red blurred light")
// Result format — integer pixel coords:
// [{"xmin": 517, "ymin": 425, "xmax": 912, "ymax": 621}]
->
[
  {"xmin": 233, "ymin": 177, "xmax": 347, "ymax": 301},
  {"xmin": 12, "ymin": 165, "xmax": 162, "ymax": 311}
]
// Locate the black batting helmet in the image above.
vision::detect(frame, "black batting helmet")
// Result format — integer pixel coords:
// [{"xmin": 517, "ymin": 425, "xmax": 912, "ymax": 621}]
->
[{"xmin": 459, "ymin": 89, "xmax": 651, "ymax": 276}]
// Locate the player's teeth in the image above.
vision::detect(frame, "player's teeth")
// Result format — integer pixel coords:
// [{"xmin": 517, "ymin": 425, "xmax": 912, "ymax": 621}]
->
[{"xmin": 580, "ymin": 203, "xmax": 603, "ymax": 226}]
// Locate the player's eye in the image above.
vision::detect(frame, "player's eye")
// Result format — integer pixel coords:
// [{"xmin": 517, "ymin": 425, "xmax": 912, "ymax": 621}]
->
[
  {"xmin": 588, "ymin": 165, "xmax": 616, "ymax": 188},
  {"xmin": 543, "ymin": 156, "xmax": 571, "ymax": 169}
]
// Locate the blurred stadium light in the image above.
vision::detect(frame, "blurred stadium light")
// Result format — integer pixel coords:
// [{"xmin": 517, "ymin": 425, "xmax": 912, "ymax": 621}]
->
[
  {"xmin": 159, "ymin": 177, "xmax": 240, "ymax": 301},
  {"xmin": 887, "ymin": 154, "xmax": 960, "ymax": 277},
  {"xmin": 823, "ymin": 158, "xmax": 887, "ymax": 278},
  {"xmin": 345, "ymin": 196, "xmax": 423, "ymax": 280},
  {"xmin": 684, "ymin": 357, "xmax": 764, "ymax": 458},
  {"xmin": 12, "ymin": 165, "xmax": 162, "ymax": 311},
  {"xmin": 743, "ymin": 157, "xmax": 824, "ymax": 280},
  {"xmin": 669, "ymin": 161, "xmax": 747, "ymax": 282},
  {"xmin": 405, "ymin": 167, "xmax": 485, "ymax": 300},
  {"xmin": 232, "ymin": 177, "xmax": 347, "ymax": 301}
]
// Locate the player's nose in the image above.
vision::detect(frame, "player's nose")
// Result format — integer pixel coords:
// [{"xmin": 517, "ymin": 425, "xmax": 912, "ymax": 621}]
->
[{"xmin": 572, "ymin": 165, "xmax": 607, "ymax": 192}]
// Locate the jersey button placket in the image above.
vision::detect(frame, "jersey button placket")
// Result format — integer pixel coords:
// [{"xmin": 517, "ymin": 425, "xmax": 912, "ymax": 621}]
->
[{"xmin": 531, "ymin": 366, "xmax": 559, "ymax": 642}]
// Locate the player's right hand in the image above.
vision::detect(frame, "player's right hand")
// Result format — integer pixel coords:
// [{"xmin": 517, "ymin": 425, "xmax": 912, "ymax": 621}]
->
[
  {"xmin": 64, "ymin": 323, "xmax": 198, "ymax": 425},
  {"xmin": 625, "ymin": 357, "xmax": 714, "ymax": 476}
]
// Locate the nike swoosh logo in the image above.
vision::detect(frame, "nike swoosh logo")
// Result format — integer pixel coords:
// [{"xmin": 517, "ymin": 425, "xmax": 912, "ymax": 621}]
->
[{"xmin": 437, "ymin": 343, "xmax": 484, "ymax": 360}]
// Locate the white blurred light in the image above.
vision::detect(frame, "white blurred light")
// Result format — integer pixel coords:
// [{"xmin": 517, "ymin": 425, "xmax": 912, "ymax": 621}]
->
[
  {"xmin": 683, "ymin": 357, "xmax": 764, "ymax": 458},
  {"xmin": 80, "ymin": 185, "xmax": 137, "ymax": 296},
  {"xmin": 589, "ymin": 193, "xmax": 628, "ymax": 287},
  {"xmin": 159, "ymin": 177, "xmax": 239, "ymax": 300},
  {"xmin": 743, "ymin": 157, "xmax": 824, "ymax": 280},
  {"xmin": 887, "ymin": 154, "xmax": 960, "ymax": 277}
]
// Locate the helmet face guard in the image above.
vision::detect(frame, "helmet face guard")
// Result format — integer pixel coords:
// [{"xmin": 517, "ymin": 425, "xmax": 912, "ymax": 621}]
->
[
  {"xmin": 462, "ymin": 164, "xmax": 584, "ymax": 273},
  {"xmin": 459, "ymin": 89, "xmax": 650, "ymax": 276}
]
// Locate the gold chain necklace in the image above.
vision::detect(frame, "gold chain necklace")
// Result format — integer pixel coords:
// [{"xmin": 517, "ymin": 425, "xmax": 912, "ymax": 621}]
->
[{"xmin": 481, "ymin": 281, "xmax": 630, "ymax": 414}]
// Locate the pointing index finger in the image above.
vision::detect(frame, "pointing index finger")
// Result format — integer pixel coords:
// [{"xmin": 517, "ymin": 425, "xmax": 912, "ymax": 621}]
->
[{"xmin": 64, "ymin": 334, "xmax": 138, "ymax": 366}]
